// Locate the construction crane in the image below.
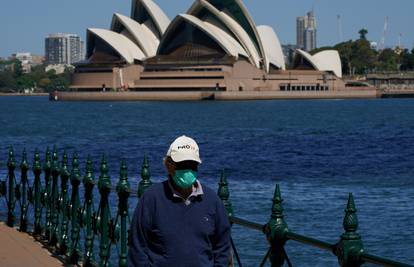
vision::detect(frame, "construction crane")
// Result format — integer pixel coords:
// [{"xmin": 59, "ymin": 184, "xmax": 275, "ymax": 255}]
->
[
  {"xmin": 398, "ymin": 33, "xmax": 402, "ymax": 48},
  {"xmin": 337, "ymin": 15, "xmax": 343, "ymax": 43},
  {"xmin": 379, "ymin": 16, "xmax": 389, "ymax": 50}
]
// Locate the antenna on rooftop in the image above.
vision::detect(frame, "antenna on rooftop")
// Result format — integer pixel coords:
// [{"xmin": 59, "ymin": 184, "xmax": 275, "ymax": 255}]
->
[
  {"xmin": 380, "ymin": 16, "xmax": 389, "ymax": 50},
  {"xmin": 398, "ymin": 33, "xmax": 402, "ymax": 48},
  {"xmin": 337, "ymin": 15, "xmax": 343, "ymax": 43}
]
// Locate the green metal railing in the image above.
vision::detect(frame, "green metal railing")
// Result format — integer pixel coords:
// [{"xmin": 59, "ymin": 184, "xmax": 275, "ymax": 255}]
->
[
  {"xmin": 217, "ymin": 172, "xmax": 413, "ymax": 267},
  {"xmin": 0, "ymin": 147, "xmax": 412, "ymax": 267}
]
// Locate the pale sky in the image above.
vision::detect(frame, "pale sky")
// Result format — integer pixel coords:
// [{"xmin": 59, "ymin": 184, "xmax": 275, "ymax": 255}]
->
[{"xmin": 1, "ymin": 0, "xmax": 413, "ymax": 57}]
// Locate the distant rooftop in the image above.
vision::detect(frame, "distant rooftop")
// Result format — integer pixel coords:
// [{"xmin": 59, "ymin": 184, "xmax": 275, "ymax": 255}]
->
[{"xmin": 46, "ymin": 33, "xmax": 79, "ymax": 38}]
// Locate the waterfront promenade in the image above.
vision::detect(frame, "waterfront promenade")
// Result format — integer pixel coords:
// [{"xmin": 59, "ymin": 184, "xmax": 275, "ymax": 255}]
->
[{"xmin": 0, "ymin": 223, "xmax": 62, "ymax": 267}]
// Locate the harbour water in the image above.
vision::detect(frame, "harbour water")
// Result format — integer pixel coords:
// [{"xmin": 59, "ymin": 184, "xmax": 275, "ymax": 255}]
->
[{"xmin": 0, "ymin": 96, "xmax": 413, "ymax": 266}]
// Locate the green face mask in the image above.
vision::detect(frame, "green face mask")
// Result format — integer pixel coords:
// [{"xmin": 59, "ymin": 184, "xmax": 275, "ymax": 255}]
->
[{"xmin": 173, "ymin": 169, "xmax": 197, "ymax": 189}]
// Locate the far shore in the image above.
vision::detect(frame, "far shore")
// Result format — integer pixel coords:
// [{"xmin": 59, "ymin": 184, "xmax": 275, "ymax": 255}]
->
[{"xmin": 0, "ymin": 93, "xmax": 48, "ymax": 96}]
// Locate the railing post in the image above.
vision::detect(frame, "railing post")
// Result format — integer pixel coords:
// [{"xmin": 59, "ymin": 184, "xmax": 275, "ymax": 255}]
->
[
  {"xmin": 117, "ymin": 160, "xmax": 130, "ymax": 267},
  {"xmin": 217, "ymin": 170, "xmax": 243, "ymax": 267},
  {"xmin": 98, "ymin": 155, "xmax": 112, "ymax": 267},
  {"xmin": 217, "ymin": 170, "xmax": 233, "ymax": 217},
  {"xmin": 43, "ymin": 147, "xmax": 52, "ymax": 239},
  {"xmin": 19, "ymin": 149, "xmax": 29, "ymax": 232},
  {"xmin": 50, "ymin": 146, "xmax": 60, "ymax": 245},
  {"xmin": 335, "ymin": 193, "xmax": 364, "ymax": 267},
  {"xmin": 266, "ymin": 184, "xmax": 289, "ymax": 267},
  {"xmin": 0, "ymin": 179, "xmax": 5, "ymax": 200},
  {"xmin": 6, "ymin": 147, "xmax": 16, "ymax": 227},
  {"xmin": 33, "ymin": 150, "xmax": 43, "ymax": 235},
  {"xmin": 83, "ymin": 156, "xmax": 96, "ymax": 267},
  {"xmin": 69, "ymin": 153, "xmax": 82, "ymax": 264},
  {"xmin": 137, "ymin": 155, "xmax": 152, "ymax": 198},
  {"xmin": 59, "ymin": 151, "xmax": 70, "ymax": 255}
]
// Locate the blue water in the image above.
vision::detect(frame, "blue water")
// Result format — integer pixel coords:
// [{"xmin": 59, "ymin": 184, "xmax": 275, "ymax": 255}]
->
[{"xmin": 0, "ymin": 96, "xmax": 413, "ymax": 266}]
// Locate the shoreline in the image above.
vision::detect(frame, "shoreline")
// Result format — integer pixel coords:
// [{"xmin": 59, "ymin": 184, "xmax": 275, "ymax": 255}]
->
[
  {"xmin": 2, "ymin": 90, "xmax": 414, "ymax": 100},
  {"xmin": 50, "ymin": 89, "xmax": 380, "ymax": 101},
  {"xmin": 0, "ymin": 93, "xmax": 49, "ymax": 96}
]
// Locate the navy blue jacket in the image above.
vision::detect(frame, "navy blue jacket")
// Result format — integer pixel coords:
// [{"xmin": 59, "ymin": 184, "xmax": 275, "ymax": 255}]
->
[{"xmin": 128, "ymin": 181, "xmax": 231, "ymax": 267}]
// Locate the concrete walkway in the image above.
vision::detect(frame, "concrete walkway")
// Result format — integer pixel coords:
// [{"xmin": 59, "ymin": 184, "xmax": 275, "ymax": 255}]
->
[{"xmin": 0, "ymin": 223, "xmax": 63, "ymax": 267}]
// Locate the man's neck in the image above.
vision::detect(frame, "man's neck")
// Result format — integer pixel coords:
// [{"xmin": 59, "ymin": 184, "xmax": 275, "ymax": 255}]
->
[{"xmin": 169, "ymin": 176, "xmax": 194, "ymax": 199}]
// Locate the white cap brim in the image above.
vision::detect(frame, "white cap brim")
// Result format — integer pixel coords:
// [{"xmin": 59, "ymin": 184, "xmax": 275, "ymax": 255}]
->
[{"xmin": 170, "ymin": 152, "xmax": 202, "ymax": 164}]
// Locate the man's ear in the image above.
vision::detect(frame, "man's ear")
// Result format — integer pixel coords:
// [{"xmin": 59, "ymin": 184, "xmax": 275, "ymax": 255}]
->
[{"xmin": 164, "ymin": 157, "xmax": 175, "ymax": 175}]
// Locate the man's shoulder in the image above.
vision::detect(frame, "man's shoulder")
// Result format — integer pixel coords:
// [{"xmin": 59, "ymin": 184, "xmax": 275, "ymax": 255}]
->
[
  {"xmin": 199, "ymin": 183, "xmax": 220, "ymax": 201},
  {"xmin": 141, "ymin": 181, "xmax": 166, "ymax": 199}
]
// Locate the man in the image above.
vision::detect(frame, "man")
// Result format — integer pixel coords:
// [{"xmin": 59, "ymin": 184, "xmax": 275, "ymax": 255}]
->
[{"xmin": 128, "ymin": 136, "xmax": 231, "ymax": 267}]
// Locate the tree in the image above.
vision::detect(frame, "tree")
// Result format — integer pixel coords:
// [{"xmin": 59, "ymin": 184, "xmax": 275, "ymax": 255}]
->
[
  {"xmin": 38, "ymin": 78, "xmax": 51, "ymax": 88},
  {"xmin": 400, "ymin": 49, "xmax": 414, "ymax": 71},
  {"xmin": 334, "ymin": 41, "xmax": 354, "ymax": 75},
  {"xmin": 13, "ymin": 60, "xmax": 23, "ymax": 77},
  {"xmin": 351, "ymin": 38, "xmax": 377, "ymax": 73},
  {"xmin": 358, "ymin": 29, "xmax": 368, "ymax": 40},
  {"xmin": 377, "ymin": 48, "xmax": 399, "ymax": 71},
  {"xmin": 16, "ymin": 75, "xmax": 35, "ymax": 90},
  {"xmin": 0, "ymin": 71, "xmax": 17, "ymax": 92}
]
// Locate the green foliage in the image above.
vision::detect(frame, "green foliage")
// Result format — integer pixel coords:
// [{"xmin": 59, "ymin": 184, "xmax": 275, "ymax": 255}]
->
[
  {"xmin": 0, "ymin": 70, "xmax": 17, "ymax": 92},
  {"xmin": 377, "ymin": 49, "xmax": 399, "ymax": 71},
  {"xmin": 358, "ymin": 29, "xmax": 368, "ymax": 40},
  {"xmin": 13, "ymin": 60, "xmax": 23, "ymax": 77},
  {"xmin": 16, "ymin": 75, "xmax": 35, "ymax": 90},
  {"xmin": 350, "ymin": 39, "xmax": 377, "ymax": 74},
  {"xmin": 311, "ymin": 29, "xmax": 414, "ymax": 75},
  {"xmin": 400, "ymin": 49, "xmax": 414, "ymax": 71},
  {"xmin": 0, "ymin": 63, "xmax": 73, "ymax": 93}
]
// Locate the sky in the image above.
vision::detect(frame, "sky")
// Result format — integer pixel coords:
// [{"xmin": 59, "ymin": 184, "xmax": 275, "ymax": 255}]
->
[{"xmin": 1, "ymin": 0, "xmax": 413, "ymax": 57}]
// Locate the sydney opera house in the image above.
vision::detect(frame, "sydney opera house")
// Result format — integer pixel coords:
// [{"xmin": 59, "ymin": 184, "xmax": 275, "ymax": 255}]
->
[{"xmin": 65, "ymin": 0, "xmax": 377, "ymax": 100}]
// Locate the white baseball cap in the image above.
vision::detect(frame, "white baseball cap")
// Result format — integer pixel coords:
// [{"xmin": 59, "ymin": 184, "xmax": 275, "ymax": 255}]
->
[{"xmin": 166, "ymin": 135, "xmax": 202, "ymax": 163}]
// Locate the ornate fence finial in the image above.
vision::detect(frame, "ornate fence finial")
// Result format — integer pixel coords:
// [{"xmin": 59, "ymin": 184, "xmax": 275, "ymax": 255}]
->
[
  {"xmin": 50, "ymin": 146, "xmax": 60, "ymax": 245},
  {"xmin": 336, "ymin": 193, "xmax": 364, "ymax": 267},
  {"xmin": 20, "ymin": 149, "xmax": 28, "ymax": 169},
  {"xmin": 58, "ymin": 150, "xmax": 70, "ymax": 255},
  {"xmin": 98, "ymin": 154, "xmax": 112, "ymax": 267},
  {"xmin": 266, "ymin": 184, "xmax": 289, "ymax": 267},
  {"xmin": 117, "ymin": 160, "xmax": 130, "ymax": 267},
  {"xmin": 83, "ymin": 155, "xmax": 96, "ymax": 266},
  {"xmin": 217, "ymin": 169, "xmax": 233, "ymax": 217},
  {"xmin": 43, "ymin": 147, "xmax": 52, "ymax": 239},
  {"xmin": 32, "ymin": 149, "xmax": 43, "ymax": 234},
  {"xmin": 138, "ymin": 155, "xmax": 152, "ymax": 198},
  {"xmin": 7, "ymin": 146, "xmax": 16, "ymax": 227},
  {"xmin": 19, "ymin": 148, "xmax": 29, "ymax": 232},
  {"xmin": 69, "ymin": 153, "xmax": 82, "ymax": 264}
]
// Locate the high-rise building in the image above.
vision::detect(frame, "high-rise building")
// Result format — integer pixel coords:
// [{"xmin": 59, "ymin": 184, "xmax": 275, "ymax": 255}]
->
[
  {"xmin": 45, "ymin": 33, "xmax": 84, "ymax": 65},
  {"xmin": 296, "ymin": 11, "xmax": 317, "ymax": 51},
  {"xmin": 296, "ymin": 17, "xmax": 306, "ymax": 50}
]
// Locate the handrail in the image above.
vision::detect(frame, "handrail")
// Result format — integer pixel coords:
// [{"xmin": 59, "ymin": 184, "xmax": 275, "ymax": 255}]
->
[
  {"xmin": 361, "ymin": 253, "xmax": 413, "ymax": 267},
  {"xmin": 229, "ymin": 216, "xmax": 264, "ymax": 232},
  {"xmin": 217, "ymin": 171, "xmax": 413, "ymax": 267},
  {"xmin": 0, "ymin": 147, "xmax": 412, "ymax": 267},
  {"xmin": 286, "ymin": 231, "xmax": 335, "ymax": 252}
]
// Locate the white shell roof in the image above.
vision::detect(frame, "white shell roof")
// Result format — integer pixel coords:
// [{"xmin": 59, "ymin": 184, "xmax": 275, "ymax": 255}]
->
[
  {"xmin": 257, "ymin": 25, "xmax": 286, "ymax": 71},
  {"xmin": 111, "ymin": 13, "xmax": 159, "ymax": 57},
  {"xmin": 313, "ymin": 50, "xmax": 343, "ymax": 78},
  {"xmin": 180, "ymin": 14, "xmax": 248, "ymax": 59},
  {"xmin": 203, "ymin": 23, "xmax": 249, "ymax": 59},
  {"xmin": 206, "ymin": 0, "xmax": 267, "ymax": 69},
  {"xmin": 296, "ymin": 49, "xmax": 342, "ymax": 78},
  {"xmin": 188, "ymin": 0, "xmax": 261, "ymax": 68},
  {"xmin": 158, "ymin": 14, "xmax": 248, "ymax": 59},
  {"xmin": 132, "ymin": 0, "xmax": 170, "ymax": 36},
  {"xmin": 87, "ymin": 28, "xmax": 146, "ymax": 64}
]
